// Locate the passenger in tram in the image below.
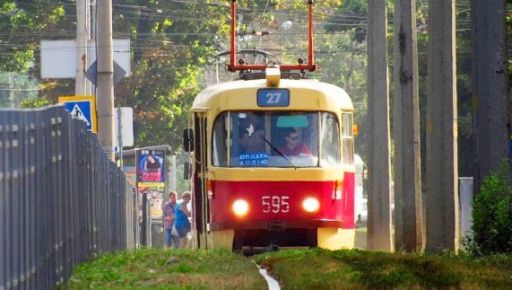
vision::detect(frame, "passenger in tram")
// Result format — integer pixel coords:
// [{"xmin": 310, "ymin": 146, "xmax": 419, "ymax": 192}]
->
[
  {"xmin": 239, "ymin": 113, "xmax": 265, "ymax": 153},
  {"xmin": 238, "ymin": 130, "xmax": 251, "ymax": 154},
  {"xmin": 172, "ymin": 191, "xmax": 192, "ymax": 248},
  {"xmin": 278, "ymin": 128, "xmax": 312, "ymax": 157}
]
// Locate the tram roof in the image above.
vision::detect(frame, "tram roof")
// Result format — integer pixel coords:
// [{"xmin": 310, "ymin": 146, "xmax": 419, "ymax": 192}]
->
[{"xmin": 191, "ymin": 79, "xmax": 353, "ymax": 112}]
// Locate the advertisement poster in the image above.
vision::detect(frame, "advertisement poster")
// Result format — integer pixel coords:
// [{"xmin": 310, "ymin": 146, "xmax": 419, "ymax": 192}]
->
[
  {"xmin": 136, "ymin": 150, "xmax": 166, "ymax": 219},
  {"xmin": 137, "ymin": 150, "xmax": 165, "ymax": 184}
]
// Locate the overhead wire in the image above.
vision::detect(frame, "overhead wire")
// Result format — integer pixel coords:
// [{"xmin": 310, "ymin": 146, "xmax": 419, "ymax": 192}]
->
[{"xmin": 0, "ymin": 1, "xmax": 477, "ymax": 58}]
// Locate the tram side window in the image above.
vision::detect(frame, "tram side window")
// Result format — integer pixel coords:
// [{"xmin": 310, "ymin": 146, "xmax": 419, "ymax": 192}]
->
[
  {"xmin": 320, "ymin": 113, "xmax": 341, "ymax": 167},
  {"xmin": 341, "ymin": 112, "xmax": 354, "ymax": 165},
  {"xmin": 212, "ymin": 112, "xmax": 228, "ymax": 167}
]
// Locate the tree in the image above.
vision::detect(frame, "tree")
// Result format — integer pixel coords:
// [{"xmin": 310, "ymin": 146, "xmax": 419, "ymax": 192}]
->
[
  {"xmin": 111, "ymin": 1, "xmax": 230, "ymax": 150},
  {"xmin": 0, "ymin": 1, "xmax": 67, "ymax": 72},
  {"xmin": 0, "ymin": 1, "xmax": 72, "ymax": 105}
]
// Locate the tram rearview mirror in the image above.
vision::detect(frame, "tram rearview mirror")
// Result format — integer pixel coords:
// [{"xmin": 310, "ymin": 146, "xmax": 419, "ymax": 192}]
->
[
  {"xmin": 276, "ymin": 115, "xmax": 308, "ymax": 128},
  {"xmin": 183, "ymin": 128, "xmax": 194, "ymax": 152}
]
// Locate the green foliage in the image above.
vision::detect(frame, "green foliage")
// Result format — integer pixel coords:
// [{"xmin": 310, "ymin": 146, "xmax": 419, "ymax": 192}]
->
[
  {"xmin": 111, "ymin": 1, "xmax": 232, "ymax": 150},
  {"xmin": 1, "ymin": 0, "xmax": 230, "ymax": 151},
  {"xmin": 468, "ymin": 161, "xmax": 512, "ymax": 255},
  {"xmin": 324, "ymin": 0, "xmax": 394, "ymax": 43},
  {"xmin": 20, "ymin": 97, "xmax": 50, "ymax": 108},
  {"xmin": 0, "ymin": 0, "xmax": 68, "ymax": 73},
  {"xmin": 0, "ymin": 72, "xmax": 40, "ymax": 107}
]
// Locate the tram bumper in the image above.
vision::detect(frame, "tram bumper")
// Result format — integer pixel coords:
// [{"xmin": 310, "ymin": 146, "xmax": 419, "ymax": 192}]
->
[
  {"xmin": 210, "ymin": 219, "xmax": 354, "ymax": 250},
  {"xmin": 210, "ymin": 219, "xmax": 342, "ymax": 231}
]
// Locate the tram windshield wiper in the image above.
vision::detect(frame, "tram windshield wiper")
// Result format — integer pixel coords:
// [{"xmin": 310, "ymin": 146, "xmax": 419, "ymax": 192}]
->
[{"xmin": 259, "ymin": 135, "xmax": 297, "ymax": 169}]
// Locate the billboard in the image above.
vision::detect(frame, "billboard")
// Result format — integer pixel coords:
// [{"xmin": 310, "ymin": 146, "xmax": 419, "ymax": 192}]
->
[
  {"xmin": 136, "ymin": 149, "xmax": 166, "ymax": 219},
  {"xmin": 137, "ymin": 150, "xmax": 165, "ymax": 184}
]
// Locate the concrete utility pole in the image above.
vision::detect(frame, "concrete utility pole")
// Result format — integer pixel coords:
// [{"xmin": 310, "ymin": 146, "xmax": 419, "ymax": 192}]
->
[
  {"xmin": 75, "ymin": 0, "xmax": 89, "ymax": 95},
  {"xmin": 367, "ymin": 0, "xmax": 393, "ymax": 252},
  {"xmin": 471, "ymin": 0, "xmax": 508, "ymax": 192},
  {"xmin": 426, "ymin": 0, "xmax": 459, "ymax": 253},
  {"xmin": 393, "ymin": 0, "xmax": 423, "ymax": 252},
  {"xmin": 96, "ymin": 0, "xmax": 115, "ymax": 160}
]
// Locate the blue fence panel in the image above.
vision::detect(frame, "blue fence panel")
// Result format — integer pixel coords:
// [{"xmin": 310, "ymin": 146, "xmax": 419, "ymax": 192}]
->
[
  {"xmin": 0, "ymin": 106, "xmax": 137, "ymax": 290},
  {"xmin": 0, "ymin": 113, "xmax": 5, "ymax": 288}
]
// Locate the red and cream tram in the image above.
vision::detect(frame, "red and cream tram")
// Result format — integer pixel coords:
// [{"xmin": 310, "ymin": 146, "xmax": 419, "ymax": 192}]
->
[{"xmin": 183, "ymin": 0, "xmax": 356, "ymax": 251}]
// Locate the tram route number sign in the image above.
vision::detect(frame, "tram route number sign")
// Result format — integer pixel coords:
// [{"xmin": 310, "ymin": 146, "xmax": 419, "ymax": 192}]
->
[
  {"xmin": 257, "ymin": 89, "xmax": 290, "ymax": 107},
  {"xmin": 262, "ymin": 195, "xmax": 290, "ymax": 213}
]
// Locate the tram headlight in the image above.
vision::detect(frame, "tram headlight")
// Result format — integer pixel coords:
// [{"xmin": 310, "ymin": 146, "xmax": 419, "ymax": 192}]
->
[
  {"xmin": 232, "ymin": 199, "xmax": 249, "ymax": 217},
  {"xmin": 302, "ymin": 197, "xmax": 320, "ymax": 213}
]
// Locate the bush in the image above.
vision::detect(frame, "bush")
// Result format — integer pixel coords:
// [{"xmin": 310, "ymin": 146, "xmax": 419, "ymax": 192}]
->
[{"xmin": 468, "ymin": 161, "xmax": 512, "ymax": 255}]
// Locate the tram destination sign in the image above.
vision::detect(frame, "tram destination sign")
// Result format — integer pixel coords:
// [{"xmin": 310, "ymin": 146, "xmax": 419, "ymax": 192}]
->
[{"xmin": 257, "ymin": 88, "xmax": 290, "ymax": 107}]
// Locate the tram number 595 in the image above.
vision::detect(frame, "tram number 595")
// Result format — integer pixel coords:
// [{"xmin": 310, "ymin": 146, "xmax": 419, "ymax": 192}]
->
[{"xmin": 262, "ymin": 196, "xmax": 290, "ymax": 213}]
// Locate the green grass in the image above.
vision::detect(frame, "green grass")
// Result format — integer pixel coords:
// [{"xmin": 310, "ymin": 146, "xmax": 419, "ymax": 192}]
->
[
  {"xmin": 67, "ymin": 248, "xmax": 266, "ymax": 290},
  {"xmin": 253, "ymin": 248, "xmax": 512, "ymax": 290},
  {"xmin": 67, "ymin": 247, "xmax": 512, "ymax": 290}
]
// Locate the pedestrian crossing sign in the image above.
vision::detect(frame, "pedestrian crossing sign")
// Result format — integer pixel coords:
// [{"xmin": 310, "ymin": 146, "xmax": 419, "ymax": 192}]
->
[{"xmin": 58, "ymin": 96, "xmax": 97, "ymax": 133}]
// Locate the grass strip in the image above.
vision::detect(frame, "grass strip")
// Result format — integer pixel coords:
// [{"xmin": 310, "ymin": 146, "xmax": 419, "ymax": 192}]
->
[
  {"xmin": 254, "ymin": 248, "xmax": 512, "ymax": 290},
  {"xmin": 67, "ymin": 248, "xmax": 266, "ymax": 290}
]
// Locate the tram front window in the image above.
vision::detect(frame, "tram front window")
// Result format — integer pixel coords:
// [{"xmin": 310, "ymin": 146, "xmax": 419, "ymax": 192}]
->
[{"xmin": 212, "ymin": 111, "xmax": 342, "ymax": 168}]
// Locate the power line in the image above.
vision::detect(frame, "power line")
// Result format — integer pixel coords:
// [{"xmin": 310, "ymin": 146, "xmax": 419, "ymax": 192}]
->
[{"xmin": 0, "ymin": 88, "xmax": 39, "ymax": 91}]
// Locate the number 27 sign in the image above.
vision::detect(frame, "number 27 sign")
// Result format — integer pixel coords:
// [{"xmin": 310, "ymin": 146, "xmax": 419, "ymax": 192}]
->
[{"xmin": 257, "ymin": 89, "xmax": 290, "ymax": 107}]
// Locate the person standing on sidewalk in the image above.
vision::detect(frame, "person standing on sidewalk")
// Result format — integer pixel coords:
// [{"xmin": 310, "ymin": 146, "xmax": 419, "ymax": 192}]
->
[
  {"xmin": 163, "ymin": 191, "xmax": 178, "ymax": 248},
  {"xmin": 173, "ymin": 191, "xmax": 192, "ymax": 248}
]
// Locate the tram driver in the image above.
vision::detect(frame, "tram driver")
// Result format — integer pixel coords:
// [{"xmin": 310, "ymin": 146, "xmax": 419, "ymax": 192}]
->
[{"xmin": 279, "ymin": 128, "xmax": 312, "ymax": 157}]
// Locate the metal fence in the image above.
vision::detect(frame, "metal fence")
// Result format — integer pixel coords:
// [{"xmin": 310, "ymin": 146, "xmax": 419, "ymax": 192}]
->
[{"xmin": 0, "ymin": 106, "xmax": 138, "ymax": 290}]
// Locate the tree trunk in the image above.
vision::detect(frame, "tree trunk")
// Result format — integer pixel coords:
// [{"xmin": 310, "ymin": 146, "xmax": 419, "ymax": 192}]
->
[
  {"xmin": 367, "ymin": 0, "xmax": 393, "ymax": 252},
  {"xmin": 425, "ymin": 0, "xmax": 459, "ymax": 253},
  {"xmin": 393, "ymin": 0, "xmax": 424, "ymax": 252},
  {"xmin": 471, "ymin": 0, "xmax": 508, "ymax": 193}
]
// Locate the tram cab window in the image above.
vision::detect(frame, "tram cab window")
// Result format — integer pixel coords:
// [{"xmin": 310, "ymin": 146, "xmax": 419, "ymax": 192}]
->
[{"xmin": 212, "ymin": 111, "xmax": 342, "ymax": 168}]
